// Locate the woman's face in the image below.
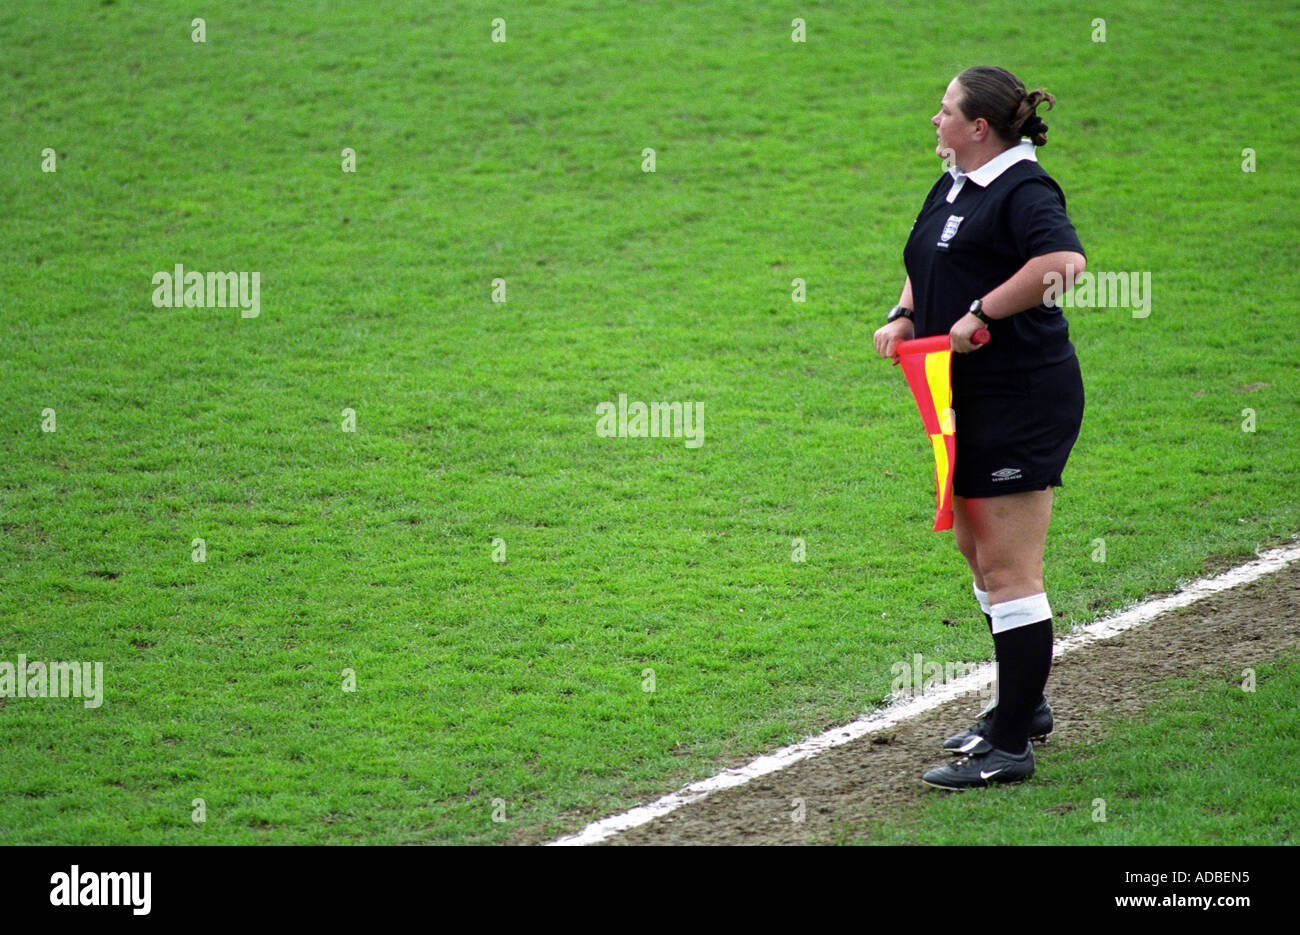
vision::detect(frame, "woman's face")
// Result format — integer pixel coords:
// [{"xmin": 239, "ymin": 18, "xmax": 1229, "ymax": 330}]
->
[{"xmin": 933, "ymin": 78, "xmax": 973, "ymax": 166}]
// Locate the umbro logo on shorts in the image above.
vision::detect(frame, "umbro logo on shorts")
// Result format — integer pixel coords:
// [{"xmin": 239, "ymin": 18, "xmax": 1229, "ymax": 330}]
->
[{"xmin": 991, "ymin": 467, "xmax": 1023, "ymax": 482}]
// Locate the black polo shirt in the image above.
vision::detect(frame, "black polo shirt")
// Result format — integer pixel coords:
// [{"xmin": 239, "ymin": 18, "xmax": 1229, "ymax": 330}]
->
[{"xmin": 903, "ymin": 152, "xmax": 1085, "ymax": 376}]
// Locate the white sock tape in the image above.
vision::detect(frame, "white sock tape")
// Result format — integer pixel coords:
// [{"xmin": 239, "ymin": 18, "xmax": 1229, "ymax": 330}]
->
[{"xmin": 990, "ymin": 593, "xmax": 1052, "ymax": 634}]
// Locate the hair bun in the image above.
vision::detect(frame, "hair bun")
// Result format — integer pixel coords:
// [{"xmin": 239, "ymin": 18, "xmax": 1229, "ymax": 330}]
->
[{"xmin": 1020, "ymin": 115, "xmax": 1049, "ymax": 139}]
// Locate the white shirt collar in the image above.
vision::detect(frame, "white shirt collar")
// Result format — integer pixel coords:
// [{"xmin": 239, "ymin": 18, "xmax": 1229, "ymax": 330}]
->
[{"xmin": 945, "ymin": 140, "xmax": 1038, "ymax": 203}]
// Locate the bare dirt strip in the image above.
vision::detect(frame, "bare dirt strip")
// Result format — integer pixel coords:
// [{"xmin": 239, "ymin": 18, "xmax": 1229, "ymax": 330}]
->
[{"xmin": 600, "ymin": 559, "xmax": 1300, "ymax": 845}]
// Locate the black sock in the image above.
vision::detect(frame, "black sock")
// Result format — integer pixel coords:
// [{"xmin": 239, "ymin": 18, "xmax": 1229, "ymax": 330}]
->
[
  {"xmin": 987, "ymin": 619, "xmax": 1053, "ymax": 752},
  {"xmin": 981, "ymin": 613, "xmax": 997, "ymax": 717},
  {"xmin": 983, "ymin": 612, "xmax": 1047, "ymax": 713}
]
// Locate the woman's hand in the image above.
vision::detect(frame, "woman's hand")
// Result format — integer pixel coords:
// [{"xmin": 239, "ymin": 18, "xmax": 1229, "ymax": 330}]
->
[
  {"xmin": 873, "ymin": 317, "xmax": 915, "ymax": 360},
  {"xmin": 949, "ymin": 312, "xmax": 987, "ymax": 354}
]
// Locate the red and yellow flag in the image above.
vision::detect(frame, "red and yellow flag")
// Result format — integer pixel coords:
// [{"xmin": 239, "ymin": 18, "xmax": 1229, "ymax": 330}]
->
[{"xmin": 895, "ymin": 336, "xmax": 958, "ymax": 531}]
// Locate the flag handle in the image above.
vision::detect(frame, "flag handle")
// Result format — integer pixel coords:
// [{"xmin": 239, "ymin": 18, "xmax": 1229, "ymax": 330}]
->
[{"xmin": 892, "ymin": 328, "xmax": 989, "ymax": 364}]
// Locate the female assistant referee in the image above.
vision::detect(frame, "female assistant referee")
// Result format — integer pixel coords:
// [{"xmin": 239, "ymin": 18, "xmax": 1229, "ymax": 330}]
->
[{"xmin": 873, "ymin": 66, "xmax": 1086, "ymax": 790}]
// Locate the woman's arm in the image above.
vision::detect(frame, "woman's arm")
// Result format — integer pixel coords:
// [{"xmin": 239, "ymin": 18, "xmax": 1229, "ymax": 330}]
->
[
  {"xmin": 874, "ymin": 276, "xmax": 916, "ymax": 359},
  {"xmin": 897, "ymin": 276, "xmax": 915, "ymax": 311},
  {"xmin": 949, "ymin": 251, "xmax": 1086, "ymax": 353}
]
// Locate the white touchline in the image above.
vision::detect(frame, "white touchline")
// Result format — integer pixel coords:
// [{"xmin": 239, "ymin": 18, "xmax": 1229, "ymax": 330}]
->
[{"xmin": 547, "ymin": 541, "xmax": 1300, "ymax": 846}]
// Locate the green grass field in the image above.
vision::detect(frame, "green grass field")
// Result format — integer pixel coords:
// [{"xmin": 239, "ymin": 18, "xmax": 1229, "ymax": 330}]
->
[{"xmin": 2, "ymin": 0, "xmax": 1297, "ymax": 844}]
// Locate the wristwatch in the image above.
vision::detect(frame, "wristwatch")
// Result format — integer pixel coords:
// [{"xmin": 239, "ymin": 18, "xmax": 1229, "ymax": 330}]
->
[
  {"xmin": 887, "ymin": 304, "xmax": 914, "ymax": 323},
  {"xmin": 968, "ymin": 298, "xmax": 994, "ymax": 326}
]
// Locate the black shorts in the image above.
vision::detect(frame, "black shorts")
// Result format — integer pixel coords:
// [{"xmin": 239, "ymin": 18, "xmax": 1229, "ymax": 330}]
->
[{"xmin": 952, "ymin": 354, "xmax": 1084, "ymax": 499}]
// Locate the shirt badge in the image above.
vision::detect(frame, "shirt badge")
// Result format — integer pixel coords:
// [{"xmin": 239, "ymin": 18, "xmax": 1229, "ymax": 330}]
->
[{"xmin": 940, "ymin": 215, "xmax": 964, "ymax": 243}]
